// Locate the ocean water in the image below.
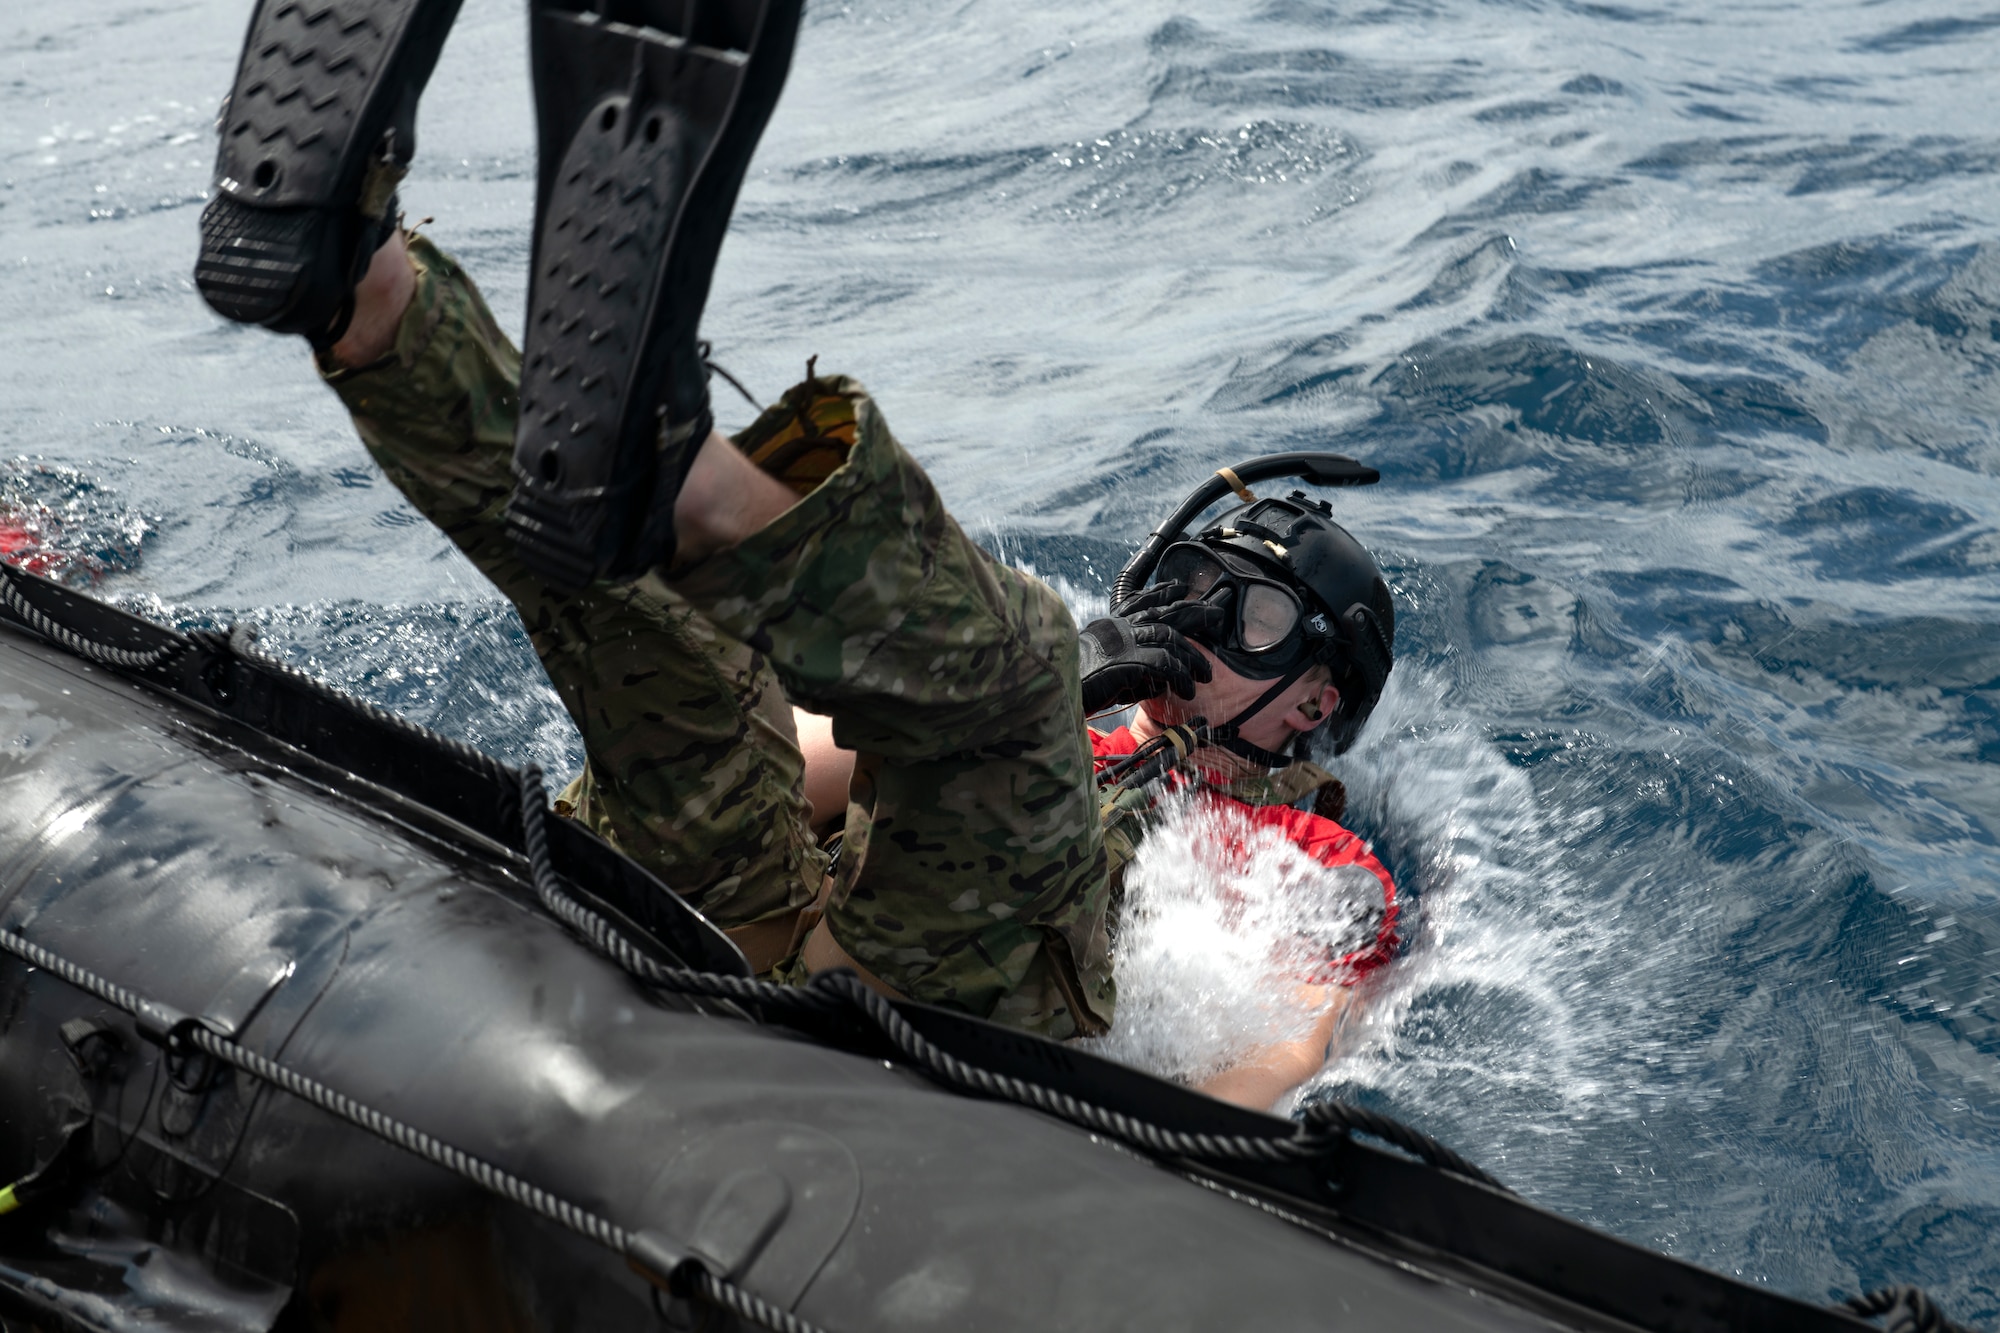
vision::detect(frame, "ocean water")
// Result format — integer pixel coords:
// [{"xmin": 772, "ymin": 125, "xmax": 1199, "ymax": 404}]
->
[{"xmin": 5, "ymin": 0, "xmax": 2000, "ymax": 1319}]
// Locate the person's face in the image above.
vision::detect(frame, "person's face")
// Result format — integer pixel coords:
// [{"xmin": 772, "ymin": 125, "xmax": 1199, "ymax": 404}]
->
[{"xmin": 1140, "ymin": 644, "xmax": 1339, "ymax": 755}]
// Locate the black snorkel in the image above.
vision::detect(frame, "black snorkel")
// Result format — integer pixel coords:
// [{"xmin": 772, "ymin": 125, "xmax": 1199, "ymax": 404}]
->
[{"xmin": 1110, "ymin": 452, "xmax": 1379, "ymax": 607}]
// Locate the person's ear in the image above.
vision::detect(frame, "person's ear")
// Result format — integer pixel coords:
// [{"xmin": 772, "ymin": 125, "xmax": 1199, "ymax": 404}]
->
[{"xmin": 1288, "ymin": 682, "xmax": 1341, "ymax": 733}]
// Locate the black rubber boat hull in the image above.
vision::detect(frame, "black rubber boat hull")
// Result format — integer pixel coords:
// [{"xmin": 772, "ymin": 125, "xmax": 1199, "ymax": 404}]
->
[{"xmin": 0, "ymin": 572, "xmax": 1876, "ymax": 1332}]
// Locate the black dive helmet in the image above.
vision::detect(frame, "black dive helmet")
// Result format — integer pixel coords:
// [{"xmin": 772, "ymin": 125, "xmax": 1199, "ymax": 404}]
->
[{"xmin": 1112, "ymin": 453, "xmax": 1394, "ymax": 757}]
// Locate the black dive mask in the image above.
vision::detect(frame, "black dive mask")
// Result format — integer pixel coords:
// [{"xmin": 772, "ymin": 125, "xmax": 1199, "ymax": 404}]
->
[{"xmin": 1154, "ymin": 541, "xmax": 1336, "ymax": 681}]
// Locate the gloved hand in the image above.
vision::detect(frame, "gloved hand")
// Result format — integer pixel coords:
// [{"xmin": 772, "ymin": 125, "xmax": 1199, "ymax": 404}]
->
[{"xmin": 1076, "ymin": 582, "xmax": 1231, "ymax": 715}]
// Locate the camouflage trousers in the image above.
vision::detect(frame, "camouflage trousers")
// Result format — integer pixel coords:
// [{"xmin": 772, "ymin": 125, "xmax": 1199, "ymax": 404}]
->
[{"xmin": 323, "ymin": 236, "xmax": 1113, "ymax": 1037}]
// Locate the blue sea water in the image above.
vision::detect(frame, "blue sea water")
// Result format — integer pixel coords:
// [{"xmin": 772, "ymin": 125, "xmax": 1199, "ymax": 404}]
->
[{"xmin": 5, "ymin": 0, "xmax": 2000, "ymax": 1319}]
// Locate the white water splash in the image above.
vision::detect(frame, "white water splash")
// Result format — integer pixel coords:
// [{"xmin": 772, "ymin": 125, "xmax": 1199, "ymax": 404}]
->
[
  {"xmin": 1082, "ymin": 791, "xmax": 1389, "ymax": 1087},
  {"xmin": 1301, "ymin": 666, "xmax": 1639, "ymax": 1173}
]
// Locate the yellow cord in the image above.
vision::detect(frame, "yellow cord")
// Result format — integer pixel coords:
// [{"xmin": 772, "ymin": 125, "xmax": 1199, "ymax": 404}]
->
[{"xmin": 0, "ymin": 1184, "xmax": 20, "ymax": 1217}]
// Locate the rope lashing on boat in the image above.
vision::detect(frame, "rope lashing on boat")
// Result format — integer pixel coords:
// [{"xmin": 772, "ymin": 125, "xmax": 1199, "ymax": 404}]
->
[
  {"xmin": 0, "ymin": 564, "xmax": 187, "ymax": 670},
  {"xmin": 0, "ymin": 925, "xmax": 829, "ymax": 1333},
  {"xmin": 516, "ymin": 766, "xmax": 1507, "ymax": 1187}
]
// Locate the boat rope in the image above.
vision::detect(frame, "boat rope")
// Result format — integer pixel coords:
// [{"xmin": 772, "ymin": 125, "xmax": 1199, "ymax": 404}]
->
[
  {"xmin": 515, "ymin": 766, "xmax": 1506, "ymax": 1186},
  {"xmin": 0, "ymin": 925, "xmax": 828, "ymax": 1333},
  {"xmin": 0, "ymin": 564, "xmax": 186, "ymax": 670}
]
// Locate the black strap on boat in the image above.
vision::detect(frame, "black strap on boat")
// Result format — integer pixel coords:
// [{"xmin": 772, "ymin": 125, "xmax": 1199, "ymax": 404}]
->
[{"xmin": 0, "ymin": 560, "xmax": 519, "ymax": 797}]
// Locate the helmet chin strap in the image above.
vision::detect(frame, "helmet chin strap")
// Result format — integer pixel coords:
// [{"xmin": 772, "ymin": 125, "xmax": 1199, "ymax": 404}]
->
[{"xmin": 1201, "ymin": 665, "xmax": 1312, "ymax": 770}]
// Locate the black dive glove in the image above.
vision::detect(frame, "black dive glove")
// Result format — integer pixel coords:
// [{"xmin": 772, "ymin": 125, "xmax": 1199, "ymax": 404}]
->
[{"xmin": 1076, "ymin": 582, "xmax": 1231, "ymax": 715}]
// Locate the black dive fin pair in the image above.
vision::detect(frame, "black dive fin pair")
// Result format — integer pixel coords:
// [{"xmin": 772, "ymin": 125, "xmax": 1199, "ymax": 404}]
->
[{"xmin": 194, "ymin": 0, "xmax": 804, "ymax": 587}]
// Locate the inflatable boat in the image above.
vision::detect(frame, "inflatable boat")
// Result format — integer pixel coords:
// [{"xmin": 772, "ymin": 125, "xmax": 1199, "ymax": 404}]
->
[{"xmin": 0, "ymin": 564, "xmax": 1940, "ymax": 1331}]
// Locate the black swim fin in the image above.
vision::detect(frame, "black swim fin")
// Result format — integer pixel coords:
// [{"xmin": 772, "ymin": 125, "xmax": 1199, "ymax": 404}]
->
[
  {"xmin": 195, "ymin": 0, "xmax": 465, "ymax": 341},
  {"xmin": 506, "ymin": 0, "xmax": 805, "ymax": 590}
]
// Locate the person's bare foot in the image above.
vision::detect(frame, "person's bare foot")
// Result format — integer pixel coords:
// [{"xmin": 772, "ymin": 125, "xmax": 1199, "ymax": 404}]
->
[{"xmin": 326, "ymin": 231, "xmax": 417, "ymax": 369}]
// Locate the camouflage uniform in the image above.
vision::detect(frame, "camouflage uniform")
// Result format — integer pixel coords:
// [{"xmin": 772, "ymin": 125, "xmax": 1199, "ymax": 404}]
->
[{"xmin": 323, "ymin": 236, "xmax": 1113, "ymax": 1037}]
